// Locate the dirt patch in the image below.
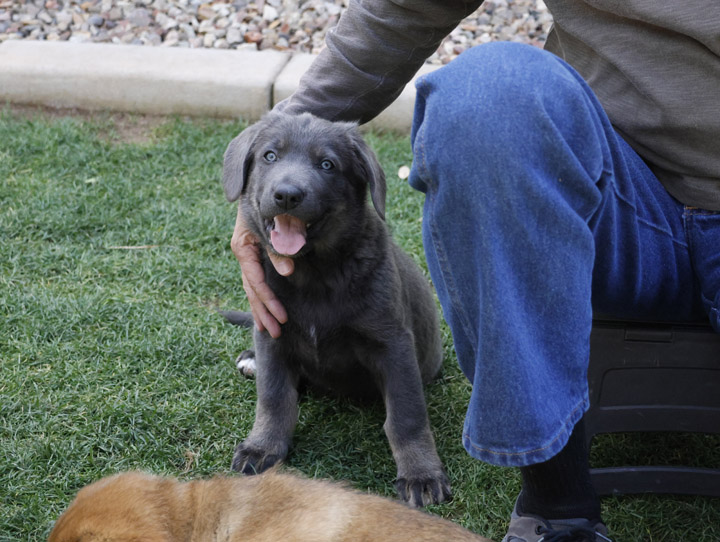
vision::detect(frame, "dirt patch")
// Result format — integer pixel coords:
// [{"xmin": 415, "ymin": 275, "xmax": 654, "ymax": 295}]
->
[{"xmin": 1, "ymin": 103, "xmax": 171, "ymax": 145}]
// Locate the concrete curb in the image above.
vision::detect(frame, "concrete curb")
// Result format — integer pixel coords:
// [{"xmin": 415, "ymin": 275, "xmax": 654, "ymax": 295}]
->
[{"xmin": 0, "ymin": 40, "xmax": 440, "ymax": 132}]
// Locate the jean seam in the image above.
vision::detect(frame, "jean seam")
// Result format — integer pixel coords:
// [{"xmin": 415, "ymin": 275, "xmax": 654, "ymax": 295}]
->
[
  {"xmin": 683, "ymin": 208, "xmax": 720, "ymax": 329},
  {"xmin": 415, "ymin": 77, "xmax": 477, "ymax": 355},
  {"xmin": 462, "ymin": 396, "xmax": 588, "ymax": 458},
  {"xmin": 688, "ymin": 212, "xmax": 713, "ymax": 314},
  {"xmin": 414, "ymin": 79, "xmax": 431, "ymax": 187},
  {"xmin": 427, "ymin": 192, "xmax": 478, "ymax": 360},
  {"xmin": 684, "ymin": 207, "xmax": 720, "ymax": 216},
  {"xmin": 682, "ymin": 208, "xmax": 696, "ymax": 261},
  {"xmin": 710, "ymin": 307, "xmax": 719, "ymax": 328},
  {"xmin": 607, "ymin": 171, "xmax": 689, "ymax": 249}
]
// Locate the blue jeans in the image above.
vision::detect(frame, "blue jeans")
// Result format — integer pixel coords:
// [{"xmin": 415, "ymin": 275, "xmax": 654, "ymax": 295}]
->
[{"xmin": 408, "ymin": 42, "xmax": 720, "ymax": 467}]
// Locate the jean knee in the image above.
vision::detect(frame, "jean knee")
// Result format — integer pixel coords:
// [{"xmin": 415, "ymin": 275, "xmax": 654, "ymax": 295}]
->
[
  {"xmin": 453, "ymin": 41, "xmax": 562, "ymax": 86},
  {"xmin": 411, "ymin": 42, "xmax": 609, "ymax": 202},
  {"xmin": 416, "ymin": 43, "xmax": 584, "ymax": 136}
]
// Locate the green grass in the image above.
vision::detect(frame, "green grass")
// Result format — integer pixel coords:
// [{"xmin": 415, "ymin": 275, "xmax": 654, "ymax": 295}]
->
[{"xmin": 1, "ymin": 109, "xmax": 718, "ymax": 541}]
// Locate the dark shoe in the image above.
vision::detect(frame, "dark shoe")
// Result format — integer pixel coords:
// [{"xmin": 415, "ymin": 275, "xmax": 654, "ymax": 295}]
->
[{"xmin": 502, "ymin": 501, "xmax": 612, "ymax": 542}]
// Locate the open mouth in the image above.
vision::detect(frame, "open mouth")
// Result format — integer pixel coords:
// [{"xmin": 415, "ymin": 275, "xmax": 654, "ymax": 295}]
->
[{"xmin": 265, "ymin": 214, "xmax": 309, "ymax": 256}]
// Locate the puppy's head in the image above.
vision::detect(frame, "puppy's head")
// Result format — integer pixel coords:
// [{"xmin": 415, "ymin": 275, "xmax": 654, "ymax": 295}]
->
[
  {"xmin": 222, "ymin": 112, "xmax": 387, "ymax": 258},
  {"xmin": 48, "ymin": 472, "xmax": 173, "ymax": 542}
]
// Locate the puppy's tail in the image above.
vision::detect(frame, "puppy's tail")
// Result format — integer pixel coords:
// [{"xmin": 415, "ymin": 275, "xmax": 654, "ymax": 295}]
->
[{"xmin": 219, "ymin": 310, "xmax": 255, "ymax": 328}]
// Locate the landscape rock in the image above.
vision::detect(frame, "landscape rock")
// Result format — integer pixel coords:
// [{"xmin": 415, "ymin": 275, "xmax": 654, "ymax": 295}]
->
[{"xmin": 0, "ymin": 0, "xmax": 552, "ymax": 64}]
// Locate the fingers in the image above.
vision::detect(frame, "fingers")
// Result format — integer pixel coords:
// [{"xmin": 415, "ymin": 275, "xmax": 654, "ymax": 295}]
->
[
  {"xmin": 268, "ymin": 251, "xmax": 295, "ymax": 277},
  {"xmin": 241, "ymin": 269, "xmax": 284, "ymax": 339},
  {"xmin": 232, "ymin": 207, "xmax": 288, "ymax": 338}
]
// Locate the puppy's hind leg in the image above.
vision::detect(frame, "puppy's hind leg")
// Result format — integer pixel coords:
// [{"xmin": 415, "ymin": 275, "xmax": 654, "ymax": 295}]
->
[
  {"xmin": 219, "ymin": 310, "xmax": 255, "ymax": 328},
  {"xmin": 235, "ymin": 350, "xmax": 257, "ymax": 378},
  {"xmin": 221, "ymin": 310, "xmax": 257, "ymax": 377}
]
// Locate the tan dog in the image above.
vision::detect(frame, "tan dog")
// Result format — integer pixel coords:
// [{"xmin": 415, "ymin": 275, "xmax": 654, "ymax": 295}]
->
[{"xmin": 48, "ymin": 470, "xmax": 493, "ymax": 542}]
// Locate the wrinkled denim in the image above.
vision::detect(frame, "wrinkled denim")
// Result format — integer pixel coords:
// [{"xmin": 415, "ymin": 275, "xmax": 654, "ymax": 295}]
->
[{"xmin": 408, "ymin": 42, "xmax": 720, "ymax": 467}]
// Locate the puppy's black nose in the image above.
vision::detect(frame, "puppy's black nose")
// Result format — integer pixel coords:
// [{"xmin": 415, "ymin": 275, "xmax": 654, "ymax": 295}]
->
[{"xmin": 273, "ymin": 184, "xmax": 305, "ymax": 210}]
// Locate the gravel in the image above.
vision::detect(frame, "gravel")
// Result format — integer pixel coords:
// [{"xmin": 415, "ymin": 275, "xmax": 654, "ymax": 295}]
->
[{"xmin": 0, "ymin": 0, "xmax": 552, "ymax": 65}]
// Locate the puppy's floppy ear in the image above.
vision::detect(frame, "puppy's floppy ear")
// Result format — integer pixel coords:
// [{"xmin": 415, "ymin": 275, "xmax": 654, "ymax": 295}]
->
[
  {"xmin": 222, "ymin": 122, "xmax": 263, "ymax": 202},
  {"xmin": 349, "ymin": 130, "xmax": 387, "ymax": 220}
]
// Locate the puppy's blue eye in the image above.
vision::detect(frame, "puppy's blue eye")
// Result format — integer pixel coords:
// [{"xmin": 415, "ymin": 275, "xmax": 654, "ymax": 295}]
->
[
  {"xmin": 320, "ymin": 159, "xmax": 334, "ymax": 170},
  {"xmin": 264, "ymin": 151, "xmax": 277, "ymax": 162}
]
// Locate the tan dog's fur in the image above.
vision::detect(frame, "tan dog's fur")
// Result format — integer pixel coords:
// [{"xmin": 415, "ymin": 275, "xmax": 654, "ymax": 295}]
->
[{"xmin": 48, "ymin": 470, "xmax": 493, "ymax": 542}]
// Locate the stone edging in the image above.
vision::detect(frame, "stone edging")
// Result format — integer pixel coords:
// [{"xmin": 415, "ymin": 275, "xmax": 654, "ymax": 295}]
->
[{"xmin": 0, "ymin": 40, "xmax": 440, "ymax": 132}]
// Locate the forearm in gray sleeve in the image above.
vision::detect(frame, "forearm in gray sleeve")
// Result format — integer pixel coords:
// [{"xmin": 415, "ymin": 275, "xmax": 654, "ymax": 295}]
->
[{"xmin": 280, "ymin": 0, "xmax": 483, "ymax": 123}]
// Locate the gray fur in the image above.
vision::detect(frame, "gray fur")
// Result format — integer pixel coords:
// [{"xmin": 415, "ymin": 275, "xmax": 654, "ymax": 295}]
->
[{"xmin": 222, "ymin": 112, "xmax": 449, "ymax": 507}]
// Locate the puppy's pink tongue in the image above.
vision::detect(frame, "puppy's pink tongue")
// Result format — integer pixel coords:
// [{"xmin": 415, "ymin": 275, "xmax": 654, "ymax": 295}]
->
[{"xmin": 270, "ymin": 214, "xmax": 307, "ymax": 256}]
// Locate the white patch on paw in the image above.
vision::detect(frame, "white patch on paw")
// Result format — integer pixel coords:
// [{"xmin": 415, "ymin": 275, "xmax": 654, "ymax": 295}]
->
[{"xmin": 236, "ymin": 355, "xmax": 257, "ymax": 378}]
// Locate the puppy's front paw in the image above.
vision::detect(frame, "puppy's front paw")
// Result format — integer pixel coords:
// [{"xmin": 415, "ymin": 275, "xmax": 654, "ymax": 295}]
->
[
  {"xmin": 234, "ymin": 350, "xmax": 257, "ymax": 378},
  {"xmin": 231, "ymin": 442, "xmax": 281, "ymax": 475},
  {"xmin": 394, "ymin": 472, "xmax": 452, "ymax": 508}
]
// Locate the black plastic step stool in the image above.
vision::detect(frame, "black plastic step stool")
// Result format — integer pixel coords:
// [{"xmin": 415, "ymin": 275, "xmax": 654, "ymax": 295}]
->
[{"xmin": 586, "ymin": 319, "xmax": 720, "ymax": 496}]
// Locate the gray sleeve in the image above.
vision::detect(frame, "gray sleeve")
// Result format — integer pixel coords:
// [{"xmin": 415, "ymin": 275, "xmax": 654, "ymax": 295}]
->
[{"xmin": 279, "ymin": 0, "xmax": 483, "ymax": 124}]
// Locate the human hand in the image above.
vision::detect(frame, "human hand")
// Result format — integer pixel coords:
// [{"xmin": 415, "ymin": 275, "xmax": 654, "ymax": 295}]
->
[{"xmin": 231, "ymin": 206, "xmax": 292, "ymax": 338}]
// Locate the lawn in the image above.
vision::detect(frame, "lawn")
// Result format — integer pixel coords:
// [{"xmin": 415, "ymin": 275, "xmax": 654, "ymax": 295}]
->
[{"xmin": 0, "ymin": 108, "xmax": 718, "ymax": 541}]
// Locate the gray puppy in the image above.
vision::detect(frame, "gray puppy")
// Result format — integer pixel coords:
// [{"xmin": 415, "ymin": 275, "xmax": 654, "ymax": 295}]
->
[{"xmin": 221, "ymin": 111, "xmax": 449, "ymax": 507}]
